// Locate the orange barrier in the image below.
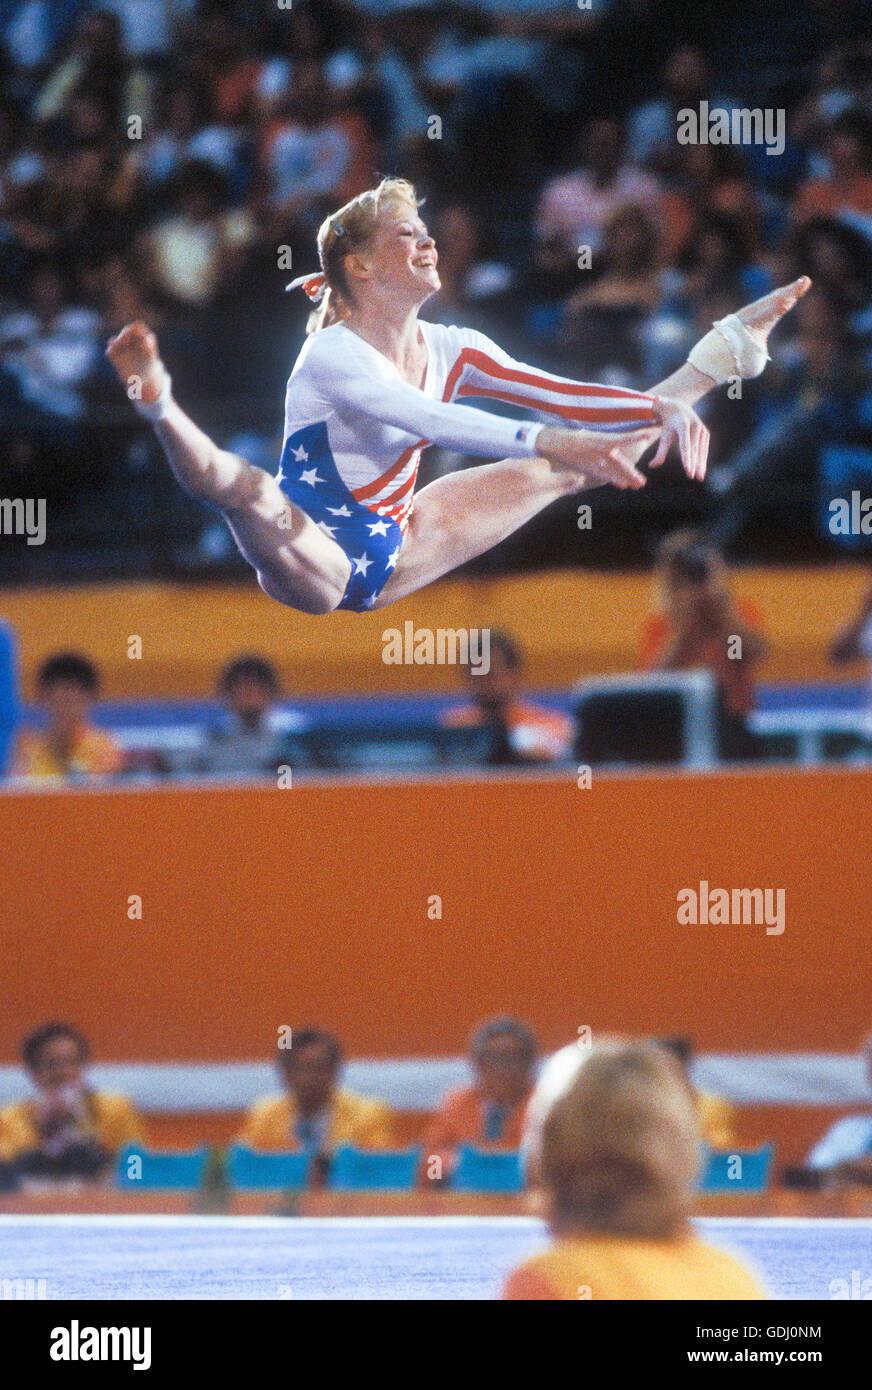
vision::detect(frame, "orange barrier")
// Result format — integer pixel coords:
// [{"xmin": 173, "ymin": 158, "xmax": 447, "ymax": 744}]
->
[
  {"xmin": 3, "ymin": 764, "xmax": 870, "ymax": 1062},
  {"xmin": 1, "ymin": 562, "xmax": 870, "ymax": 697}
]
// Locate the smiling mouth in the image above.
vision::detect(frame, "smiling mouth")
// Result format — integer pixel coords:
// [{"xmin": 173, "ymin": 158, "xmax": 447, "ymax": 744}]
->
[{"xmin": 413, "ymin": 257, "xmax": 438, "ymax": 270}]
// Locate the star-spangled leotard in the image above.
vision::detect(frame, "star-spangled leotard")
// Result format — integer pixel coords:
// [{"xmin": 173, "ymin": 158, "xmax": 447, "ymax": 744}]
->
[{"xmin": 278, "ymin": 320, "xmax": 658, "ymax": 611}]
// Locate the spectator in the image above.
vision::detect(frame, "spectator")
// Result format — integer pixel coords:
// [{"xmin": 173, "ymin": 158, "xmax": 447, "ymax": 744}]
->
[
  {"xmin": 0, "ymin": 1022, "xmax": 145, "ymax": 1185},
  {"xmin": 191, "ymin": 654, "xmax": 287, "ymax": 779},
  {"xmin": 640, "ymin": 531, "xmax": 766, "ymax": 761},
  {"xmin": 0, "ymin": 261, "xmax": 101, "ymax": 427},
  {"xmin": 423, "ymin": 1017, "xmax": 538, "ymax": 1184},
  {"xmin": 629, "ymin": 45, "xmax": 732, "ymax": 172},
  {"xmin": 256, "ymin": 63, "xmax": 354, "ymax": 238},
  {"xmin": 563, "ymin": 204, "xmax": 667, "ymax": 380},
  {"xmin": 10, "ymin": 652, "xmax": 123, "ymax": 780},
  {"xmin": 789, "ymin": 216, "xmax": 872, "ymax": 329},
  {"xmin": 657, "ymin": 1035, "xmax": 739, "ymax": 1151},
  {"xmin": 139, "ymin": 158, "xmax": 255, "ymax": 311},
  {"xmin": 33, "ymin": 9, "xmax": 128, "ymax": 126},
  {"xmin": 442, "ymin": 630, "xmax": 575, "ymax": 765},
  {"xmin": 504, "ymin": 1041, "xmax": 765, "ymax": 1299},
  {"xmin": 236, "ymin": 1028, "xmax": 395, "ymax": 1184},
  {"xmin": 675, "ymin": 212, "xmax": 772, "ymax": 311},
  {"xmin": 534, "ymin": 118, "xmax": 663, "ymax": 269},
  {"xmin": 671, "ymin": 143, "xmax": 765, "ymax": 263},
  {"xmin": 794, "ymin": 111, "xmax": 872, "ymax": 226},
  {"xmin": 804, "ymin": 1033, "xmax": 872, "ymax": 1185},
  {"xmin": 708, "ymin": 290, "xmax": 869, "ymax": 552},
  {"xmin": 420, "ymin": 204, "xmax": 514, "ymax": 332}
]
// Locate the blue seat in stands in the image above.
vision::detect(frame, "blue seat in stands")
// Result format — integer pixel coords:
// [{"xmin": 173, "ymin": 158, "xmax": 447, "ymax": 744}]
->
[
  {"xmin": 226, "ymin": 1145, "xmax": 311, "ymax": 1190},
  {"xmin": 699, "ymin": 1145, "xmax": 774, "ymax": 1193},
  {"xmin": 116, "ymin": 1145, "xmax": 210, "ymax": 1189},
  {"xmin": 328, "ymin": 1145, "xmax": 420, "ymax": 1191},
  {"xmin": 451, "ymin": 1146, "xmax": 525, "ymax": 1193}
]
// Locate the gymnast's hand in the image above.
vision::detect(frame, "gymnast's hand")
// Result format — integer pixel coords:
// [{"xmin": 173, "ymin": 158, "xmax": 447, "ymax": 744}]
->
[
  {"xmin": 535, "ymin": 392, "xmax": 708, "ymax": 491},
  {"xmin": 536, "ymin": 423, "xmax": 652, "ymax": 490},
  {"xmin": 648, "ymin": 395, "xmax": 710, "ymax": 481}
]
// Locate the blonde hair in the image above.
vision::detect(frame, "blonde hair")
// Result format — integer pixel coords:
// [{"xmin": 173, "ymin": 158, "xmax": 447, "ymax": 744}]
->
[
  {"xmin": 308, "ymin": 177, "xmax": 422, "ymax": 332},
  {"xmin": 536, "ymin": 1041, "xmax": 701, "ymax": 1239}
]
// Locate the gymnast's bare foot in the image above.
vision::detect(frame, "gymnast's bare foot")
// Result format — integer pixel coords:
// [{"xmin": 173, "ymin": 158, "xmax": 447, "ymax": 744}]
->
[
  {"xmin": 105, "ymin": 322, "xmax": 166, "ymax": 406},
  {"xmin": 735, "ymin": 276, "xmax": 812, "ymax": 352}
]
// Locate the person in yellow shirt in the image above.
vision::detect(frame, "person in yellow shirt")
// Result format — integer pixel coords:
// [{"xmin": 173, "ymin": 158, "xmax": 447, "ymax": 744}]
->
[
  {"xmin": 0, "ymin": 1022, "xmax": 145, "ymax": 1185},
  {"xmin": 503, "ymin": 1040, "xmax": 765, "ymax": 1300},
  {"xmin": 656, "ymin": 1035, "xmax": 738, "ymax": 1150},
  {"xmin": 236, "ymin": 1028, "xmax": 395, "ymax": 1185},
  {"xmin": 10, "ymin": 653, "xmax": 123, "ymax": 781}
]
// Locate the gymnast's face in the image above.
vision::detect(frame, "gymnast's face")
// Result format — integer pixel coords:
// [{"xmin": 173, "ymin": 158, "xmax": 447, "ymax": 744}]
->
[{"xmin": 352, "ymin": 203, "xmax": 440, "ymax": 304}]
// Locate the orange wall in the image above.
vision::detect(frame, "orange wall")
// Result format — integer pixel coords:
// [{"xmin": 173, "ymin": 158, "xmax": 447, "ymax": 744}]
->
[
  {"xmin": 1, "ymin": 563, "xmax": 870, "ymax": 697},
  {"xmin": 3, "ymin": 765, "xmax": 870, "ymax": 1062}
]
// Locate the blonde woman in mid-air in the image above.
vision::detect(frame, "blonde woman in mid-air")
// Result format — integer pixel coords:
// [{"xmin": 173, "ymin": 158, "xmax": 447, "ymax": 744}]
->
[{"xmin": 106, "ymin": 177, "xmax": 810, "ymax": 615}]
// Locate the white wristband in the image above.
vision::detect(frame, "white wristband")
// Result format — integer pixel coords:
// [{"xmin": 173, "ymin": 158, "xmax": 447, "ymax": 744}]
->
[
  {"xmin": 131, "ymin": 372, "xmax": 173, "ymax": 421},
  {"xmin": 687, "ymin": 314, "xmax": 769, "ymax": 385}
]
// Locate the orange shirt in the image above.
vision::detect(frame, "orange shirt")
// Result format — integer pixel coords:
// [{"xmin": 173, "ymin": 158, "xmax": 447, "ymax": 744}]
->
[
  {"xmin": 12, "ymin": 724, "xmax": 124, "ymax": 779},
  {"xmin": 236, "ymin": 1088, "xmax": 395, "ymax": 1154},
  {"xmin": 503, "ymin": 1232, "xmax": 766, "ymax": 1300},
  {"xmin": 443, "ymin": 700, "xmax": 575, "ymax": 761},
  {"xmin": 639, "ymin": 599, "xmax": 764, "ymax": 718},
  {"xmin": 424, "ymin": 1084, "xmax": 532, "ymax": 1173}
]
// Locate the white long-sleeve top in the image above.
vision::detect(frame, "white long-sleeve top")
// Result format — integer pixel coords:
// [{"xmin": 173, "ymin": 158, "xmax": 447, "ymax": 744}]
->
[{"xmin": 282, "ymin": 321, "xmax": 658, "ymax": 532}]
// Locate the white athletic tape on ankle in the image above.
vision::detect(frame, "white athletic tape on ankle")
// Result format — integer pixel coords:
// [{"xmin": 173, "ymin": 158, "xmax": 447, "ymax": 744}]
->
[
  {"xmin": 132, "ymin": 373, "xmax": 173, "ymax": 421},
  {"xmin": 687, "ymin": 314, "xmax": 769, "ymax": 385}
]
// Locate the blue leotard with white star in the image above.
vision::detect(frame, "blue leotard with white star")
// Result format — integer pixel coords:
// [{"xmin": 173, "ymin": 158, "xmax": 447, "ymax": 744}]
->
[{"xmin": 279, "ymin": 321, "xmax": 657, "ymax": 610}]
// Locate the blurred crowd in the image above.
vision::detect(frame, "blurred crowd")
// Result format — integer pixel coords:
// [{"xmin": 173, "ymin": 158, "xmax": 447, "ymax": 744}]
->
[
  {"xmin": 6, "ymin": 533, "xmax": 872, "ymax": 783},
  {"xmin": 2, "ymin": 1016, "xmax": 870, "ymax": 1197},
  {"xmin": 2, "ymin": 0, "xmax": 872, "ymax": 579}
]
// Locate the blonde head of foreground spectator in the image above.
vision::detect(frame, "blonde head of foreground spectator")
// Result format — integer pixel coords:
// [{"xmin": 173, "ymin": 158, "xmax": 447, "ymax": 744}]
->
[
  {"xmin": 537, "ymin": 1040, "xmax": 699, "ymax": 1239},
  {"xmin": 506, "ymin": 1039, "xmax": 765, "ymax": 1299}
]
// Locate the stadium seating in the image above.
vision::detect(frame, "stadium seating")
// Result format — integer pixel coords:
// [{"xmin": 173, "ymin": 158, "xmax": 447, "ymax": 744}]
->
[
  {"xmin": 115, "ymin": 1145, "xmax": 211, "ymax": 1190},
  {"xmin": 225, "ymin": 1145, "xmax": 311, "ymax": 1191},
  {"xmin": 328, "ymin": 1146, "xmax": 421, "ymax": 1191},
  {"xmin": 699, "ymin": 1146, "xmax": 774, "ymax": 1194},
  {"xmin": 451, "ymin": 1147, "xmax": 526, "ymax": 1193}
]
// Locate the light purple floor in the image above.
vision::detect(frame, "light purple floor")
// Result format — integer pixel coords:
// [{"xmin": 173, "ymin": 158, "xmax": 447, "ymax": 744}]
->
[{"xmin": 1, "ymin": 1215, "xmax": 870, "ymax": 1300}]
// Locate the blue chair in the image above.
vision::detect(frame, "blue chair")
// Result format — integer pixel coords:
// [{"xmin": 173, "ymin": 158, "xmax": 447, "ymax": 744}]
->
[
  {"xmin": 226, "ymin": 1144, "xmax": 311, "ymax": 1191},
  {"xmin": 328, "ymin": 1145, "xmax": 420, "ymax": 1191},
  {"xmin": 451, "ymin": 1146, "xmax": 525, "ymax": 1193},
  {"xmin": 116, "ymin": 1145, "xmax": 210, "ymax": 1189},
  {"xmin": 699, "ymin": 1145, "xmax": 774, "ymax": 1193}
]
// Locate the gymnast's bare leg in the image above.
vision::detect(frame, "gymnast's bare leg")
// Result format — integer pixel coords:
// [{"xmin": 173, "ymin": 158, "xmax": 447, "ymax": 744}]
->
[{"xmin": 106, "ymin": 278, "xmax": 809, "ymax": 615}]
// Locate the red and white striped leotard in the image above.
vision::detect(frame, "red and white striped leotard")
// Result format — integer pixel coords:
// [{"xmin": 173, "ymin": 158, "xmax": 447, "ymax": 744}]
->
[{"xmin": 283, "ymin": 320, "xmax": 658, "ymax": 534}]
